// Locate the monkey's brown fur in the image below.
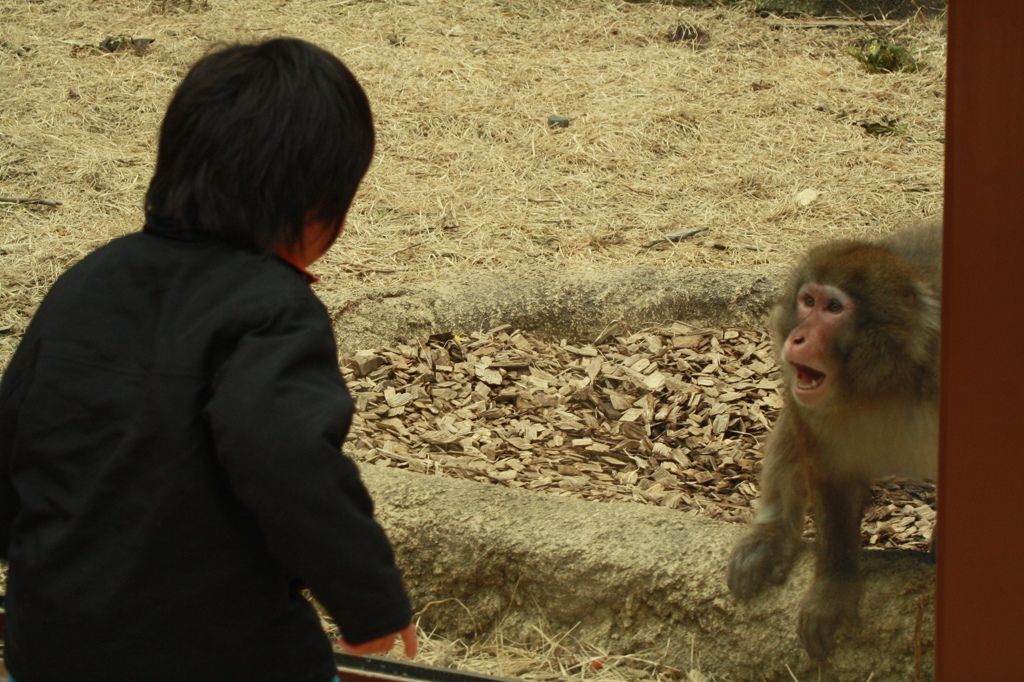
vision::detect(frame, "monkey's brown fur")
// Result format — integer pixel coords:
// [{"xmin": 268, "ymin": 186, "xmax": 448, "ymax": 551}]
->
[{"xmin": 727, "ymin": 220, "xmax": 941, "ymax": 659}]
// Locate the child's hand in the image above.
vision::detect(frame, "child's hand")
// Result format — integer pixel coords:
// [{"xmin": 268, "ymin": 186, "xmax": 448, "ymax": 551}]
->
[{"xmin": 338, "ymin": 623, "xmax": 418, "ymax": 659}]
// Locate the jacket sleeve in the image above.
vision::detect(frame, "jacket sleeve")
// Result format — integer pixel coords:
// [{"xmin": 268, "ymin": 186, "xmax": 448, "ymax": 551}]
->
[
  {"xmin": 0, "ymin": 340, "xmax": 33, "ymax": 559},
  {"xmin": 204, "ymin": 296, "xmax": 411, "ymax": 645}
]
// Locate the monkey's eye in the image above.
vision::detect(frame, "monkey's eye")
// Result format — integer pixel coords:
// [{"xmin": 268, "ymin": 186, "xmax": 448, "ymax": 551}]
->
[
  {"xmin": 802, "ymin": 295, "xmax": 814, "ymax": 307},
  {"xmin": 826, "ymin": 300, "xmax": 843, "ymax": 313}
]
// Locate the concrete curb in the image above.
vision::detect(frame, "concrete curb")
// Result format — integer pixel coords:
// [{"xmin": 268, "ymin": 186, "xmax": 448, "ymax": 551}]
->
[
  {"xmin": 322, "ymin": 266, "xmax": 788, "ymax": 355},
  {"xmin": 363, "ymin": 465, "xmax": 934, "ymax": 681}
]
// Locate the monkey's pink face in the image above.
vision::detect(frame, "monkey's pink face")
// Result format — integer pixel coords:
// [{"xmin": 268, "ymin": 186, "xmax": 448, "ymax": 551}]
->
[{"xmin": 783, "ymin": 283, "xmax": 854, "ymax": 405}]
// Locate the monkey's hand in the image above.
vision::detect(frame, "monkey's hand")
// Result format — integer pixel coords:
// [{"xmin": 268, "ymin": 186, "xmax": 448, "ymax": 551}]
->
[
  {"xmin": 727, "ymin": 524, "xmax": 798, "ymax": 600},
  {"xmin": 798, "ymin": 578, "xmax": 862, "ymax": 660}
]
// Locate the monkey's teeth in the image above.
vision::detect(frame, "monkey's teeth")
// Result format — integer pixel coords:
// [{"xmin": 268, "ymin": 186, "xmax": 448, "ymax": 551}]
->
[{"xmin": 795, "ymin": 365, "xmax": 825, "ymax": 390}]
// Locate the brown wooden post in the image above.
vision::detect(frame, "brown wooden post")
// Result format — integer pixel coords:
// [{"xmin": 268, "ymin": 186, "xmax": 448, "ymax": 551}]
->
[{"xmin": 940, "ymin": 1, "xmax": 1024, "ymax": 678}]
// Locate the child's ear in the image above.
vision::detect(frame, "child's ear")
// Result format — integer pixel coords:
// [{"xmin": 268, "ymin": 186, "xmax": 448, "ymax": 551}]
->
[
  {"xmin": 303, "ymin": 213, "xmax": 345, "ymax": 238},
  {"xmin": 286, "ymin": 214, "xmax": 342, "ymax": 268}
]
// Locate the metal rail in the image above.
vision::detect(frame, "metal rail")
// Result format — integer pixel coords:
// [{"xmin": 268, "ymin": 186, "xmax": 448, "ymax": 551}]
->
[{"xmin": 334, "ymin": 652, "xmax": 515, "ymax": 682}]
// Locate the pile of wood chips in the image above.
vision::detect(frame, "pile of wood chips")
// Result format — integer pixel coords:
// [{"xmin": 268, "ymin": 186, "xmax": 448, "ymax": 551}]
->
[{"xmin": 342, "ymin": 323, "xmax": 936, "ymax": 552}]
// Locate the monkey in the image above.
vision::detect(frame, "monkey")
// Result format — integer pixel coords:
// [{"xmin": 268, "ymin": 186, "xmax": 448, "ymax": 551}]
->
[{"xmin": 727, "ymin": 219, "xmax": 941, "ymax": 660}]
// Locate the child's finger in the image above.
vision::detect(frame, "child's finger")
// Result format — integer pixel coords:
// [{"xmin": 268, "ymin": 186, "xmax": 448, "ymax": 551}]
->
[{"xmin": 398, "ymin": 623, "xmax": 418, "ymax": 659}]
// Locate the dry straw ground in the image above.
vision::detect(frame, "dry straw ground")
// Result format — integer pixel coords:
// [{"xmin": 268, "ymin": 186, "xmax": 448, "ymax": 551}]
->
[
  {"xmin": 2, "ymin": 0, "xmax": 945, "ymax": 679},
  {"xmin": 1, "ymin": 0, "xmax": 946, "ymax": 365}
]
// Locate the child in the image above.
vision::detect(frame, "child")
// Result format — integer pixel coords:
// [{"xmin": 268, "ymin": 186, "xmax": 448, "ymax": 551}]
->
[{"xmin": 0, "ymin": 38, "xmax": 415, "ymax": 681}]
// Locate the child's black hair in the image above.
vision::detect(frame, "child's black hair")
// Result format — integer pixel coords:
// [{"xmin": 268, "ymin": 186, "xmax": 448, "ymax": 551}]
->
[{"xmin": 145, "ymin": 38, "xmax": 374, "ymax": 255}]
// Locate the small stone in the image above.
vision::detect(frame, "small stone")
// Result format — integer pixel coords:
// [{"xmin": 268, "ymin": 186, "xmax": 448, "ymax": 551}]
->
[{"xmin": 547, "ymin": 115, "xmax": 570, "ymax": 129}]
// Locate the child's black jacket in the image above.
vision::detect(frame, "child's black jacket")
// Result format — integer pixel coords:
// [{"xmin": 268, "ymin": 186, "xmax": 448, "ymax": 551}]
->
[{"xmin": 0, "ymin": 219, "xmax": 411, "ymax": 682}]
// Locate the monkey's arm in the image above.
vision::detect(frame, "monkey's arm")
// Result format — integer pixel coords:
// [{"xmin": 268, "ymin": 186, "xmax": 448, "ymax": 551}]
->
[
  {"xmin": 728, "ymin": 410, "xmax": 806, "ymax": 599},
  {"xmin": 798, "ymin": 476, "xmax": 870, "ymax": 660}
]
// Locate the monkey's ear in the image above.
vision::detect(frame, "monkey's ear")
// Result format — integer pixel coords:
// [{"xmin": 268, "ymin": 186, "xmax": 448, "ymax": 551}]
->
[{"xmin": 905, "ymin": 278, "xmax": 933, "ymax": 307}]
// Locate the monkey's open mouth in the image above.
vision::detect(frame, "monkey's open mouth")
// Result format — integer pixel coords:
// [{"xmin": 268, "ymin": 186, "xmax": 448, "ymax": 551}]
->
[{"xmin": 793, "ymin": 364, "xmax": 826, "ymax": 391}]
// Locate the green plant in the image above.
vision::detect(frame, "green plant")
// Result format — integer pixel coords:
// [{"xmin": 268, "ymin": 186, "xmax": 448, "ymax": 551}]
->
[{"xmin": 847, "ymin": 39, "xmax": 920, "ymax": 73}]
